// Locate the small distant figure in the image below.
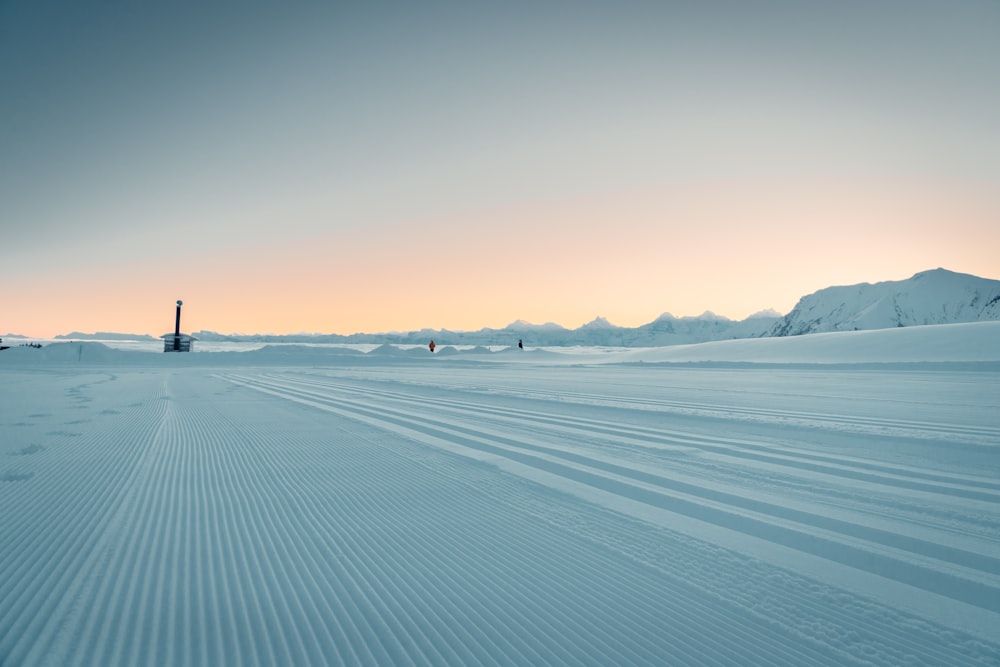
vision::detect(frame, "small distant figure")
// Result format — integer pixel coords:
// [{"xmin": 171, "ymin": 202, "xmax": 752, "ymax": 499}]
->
[
  {"xmin": 429, "ymin": 340, "xmax": 436, "ymax": 353},
  {"xmin": 518, "ymin": 339, "xmax": 523, "ymax": 350}
]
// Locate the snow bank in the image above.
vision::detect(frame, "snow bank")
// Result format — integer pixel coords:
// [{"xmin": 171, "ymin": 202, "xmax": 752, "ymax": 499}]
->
[
  {"xmin": 609, "ymin": 321, "xmax": 1000, "ymax": 365},
  {"xmin": 2, "ymin": 322, "xmax": 997, "ymax": 367}
]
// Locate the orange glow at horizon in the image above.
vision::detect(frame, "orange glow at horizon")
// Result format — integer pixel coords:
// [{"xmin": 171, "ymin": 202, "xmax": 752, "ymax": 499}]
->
[
  {"xmin": 6, "ymin": 175, "xmax": 999, "ymax": 340},
  {"xmin": 4, "ymin": 2, "xmax": 1000, "ymax": 341}
]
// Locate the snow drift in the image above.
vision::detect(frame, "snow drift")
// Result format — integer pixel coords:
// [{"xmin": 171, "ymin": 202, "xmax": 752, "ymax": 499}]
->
[{"xmin": 4, "ymin": 321, "xmax": 998, "ymax": 367}]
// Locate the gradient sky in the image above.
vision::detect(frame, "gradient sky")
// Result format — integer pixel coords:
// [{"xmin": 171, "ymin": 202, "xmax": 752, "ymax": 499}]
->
[{"xmin": 3, "ymin": 1, "xmax": 999, "ymax": 338}]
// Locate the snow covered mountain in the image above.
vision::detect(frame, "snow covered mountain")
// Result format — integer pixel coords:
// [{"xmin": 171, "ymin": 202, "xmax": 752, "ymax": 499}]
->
[
  {"xmin": 615, "ymin": 311, "xmax": 776, "ymax": 347},
  {"xmin": 768, "ymin": 269, "xmax": 1000, "ymax": 336}
]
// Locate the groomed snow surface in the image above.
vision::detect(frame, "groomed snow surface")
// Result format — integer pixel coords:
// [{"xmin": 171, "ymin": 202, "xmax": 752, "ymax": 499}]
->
[{"xmin": 1, "ymin": 323, "xmax": 999, "ymax": 665}]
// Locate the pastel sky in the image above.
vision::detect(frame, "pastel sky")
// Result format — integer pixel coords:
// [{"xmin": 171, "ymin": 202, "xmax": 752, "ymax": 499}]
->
[{"xmin": 3, "ymin": 1, "xmax": 999, "ymax": 338}]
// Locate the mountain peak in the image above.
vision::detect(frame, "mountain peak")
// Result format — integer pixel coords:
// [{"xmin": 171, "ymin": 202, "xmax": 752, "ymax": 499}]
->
[
  {"xmin": 505, "ymin": 319, "xmax": 567, "ymax": 331},
  {"xmin": 911, "ymin": 267, "xmax": 977, "ymax": 282},
  {"xmin": 747, "ymin": 308, "xmax": 782, "ymax": 320},
  {"xmin": 693, "ymin": 310, "xmax": 730, "ymax": 322},
  {"xmin": 580, "ymin": 316, "xmax": 615, "ymax": 329}
]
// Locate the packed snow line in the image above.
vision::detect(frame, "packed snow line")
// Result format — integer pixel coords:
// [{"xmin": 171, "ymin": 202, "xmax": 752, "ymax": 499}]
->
[
  {"xmin": 0, "ymin": 369, "xmax": 783, "ymax": 664},
  {"xmin": 269, "ymin": 372, "xmax": 1000, "ymax": 498},
  {"xmin": 217, "ymin": 375, "xmax": 859, "ymax": 665},
  {"xmin": 0, "ymin": 374, "xmax": 171, "ymax": 666},
  {"xmin": 231, "ymin": 366, "xmax": 1000, "ymax": 596},
  {"xmin": 229, "ymin": 373, "xmax": 1000, "ymax": 531},
  {"xmin": 463, "ymin": 383, "xmax": 1000, "ymax": 443},
  {"xmin": 219, "ymin": 369, "xmax": 1000, "ymax": 637},
  {"xmin": 222, "ymin": 373, "xmax": 1000, "ymax": 606},
  {"xmin": 2, "ymin": 364, "xmax": 998, "ymax": 665}
]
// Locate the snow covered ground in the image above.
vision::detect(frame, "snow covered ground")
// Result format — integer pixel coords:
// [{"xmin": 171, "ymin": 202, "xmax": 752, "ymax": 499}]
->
[{"xmin": 1, "ymin": 323, "xmax": 998, "ymax": 665}]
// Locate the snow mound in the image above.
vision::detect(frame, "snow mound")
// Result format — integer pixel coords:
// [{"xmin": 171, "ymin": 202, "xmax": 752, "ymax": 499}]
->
[
  {"xmin": 249, "ymin": 345, "xmax": 365, "ymax": 358},
  {"xmin": 366, "ymin": 344, "xmax": 441, "ymax": 358},
  {"xmin": 614, "ymin": 321, "xmax": 1000, "ymax": 365},
  {"xmin": 3, "ymin": 342, "xmax": 134, "ymax": 363}
]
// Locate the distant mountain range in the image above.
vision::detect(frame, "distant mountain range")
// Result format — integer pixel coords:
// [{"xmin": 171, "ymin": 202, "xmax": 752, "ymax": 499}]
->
[
  {"xmin": 33, "ymin": 268, "xmax": 1000, "ymax": 348},
  {"xmin": 53, "ymin": 331, "xmax": 159, "ymax": 341},
  {"xmin": 4, "ymin": 331, "xmax": 159, "ymax": 341},
  {"xmin": 188, "ymin": 269, "xmax": 1000, "ymax": 347},
  {"xmin": 191, "ymin": 309, "xmax": 785, "ymax": 348}
]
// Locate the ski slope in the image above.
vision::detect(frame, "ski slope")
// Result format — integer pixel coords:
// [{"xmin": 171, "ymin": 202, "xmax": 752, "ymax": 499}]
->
[{"xmin": 1, "ymin": 328, "xmax": 999, "ymax": 665}]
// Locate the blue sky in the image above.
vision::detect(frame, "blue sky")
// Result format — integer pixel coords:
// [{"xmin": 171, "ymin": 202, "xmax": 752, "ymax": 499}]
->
[{"xmin": 3, "ymin": 1, "xmax": 999, "ymax": 336}]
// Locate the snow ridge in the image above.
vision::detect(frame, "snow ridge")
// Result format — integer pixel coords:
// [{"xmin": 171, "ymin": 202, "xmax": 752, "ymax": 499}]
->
[{"xmin": 769, "ymin": 268, "xmax": 1000, "ymax": 336}]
